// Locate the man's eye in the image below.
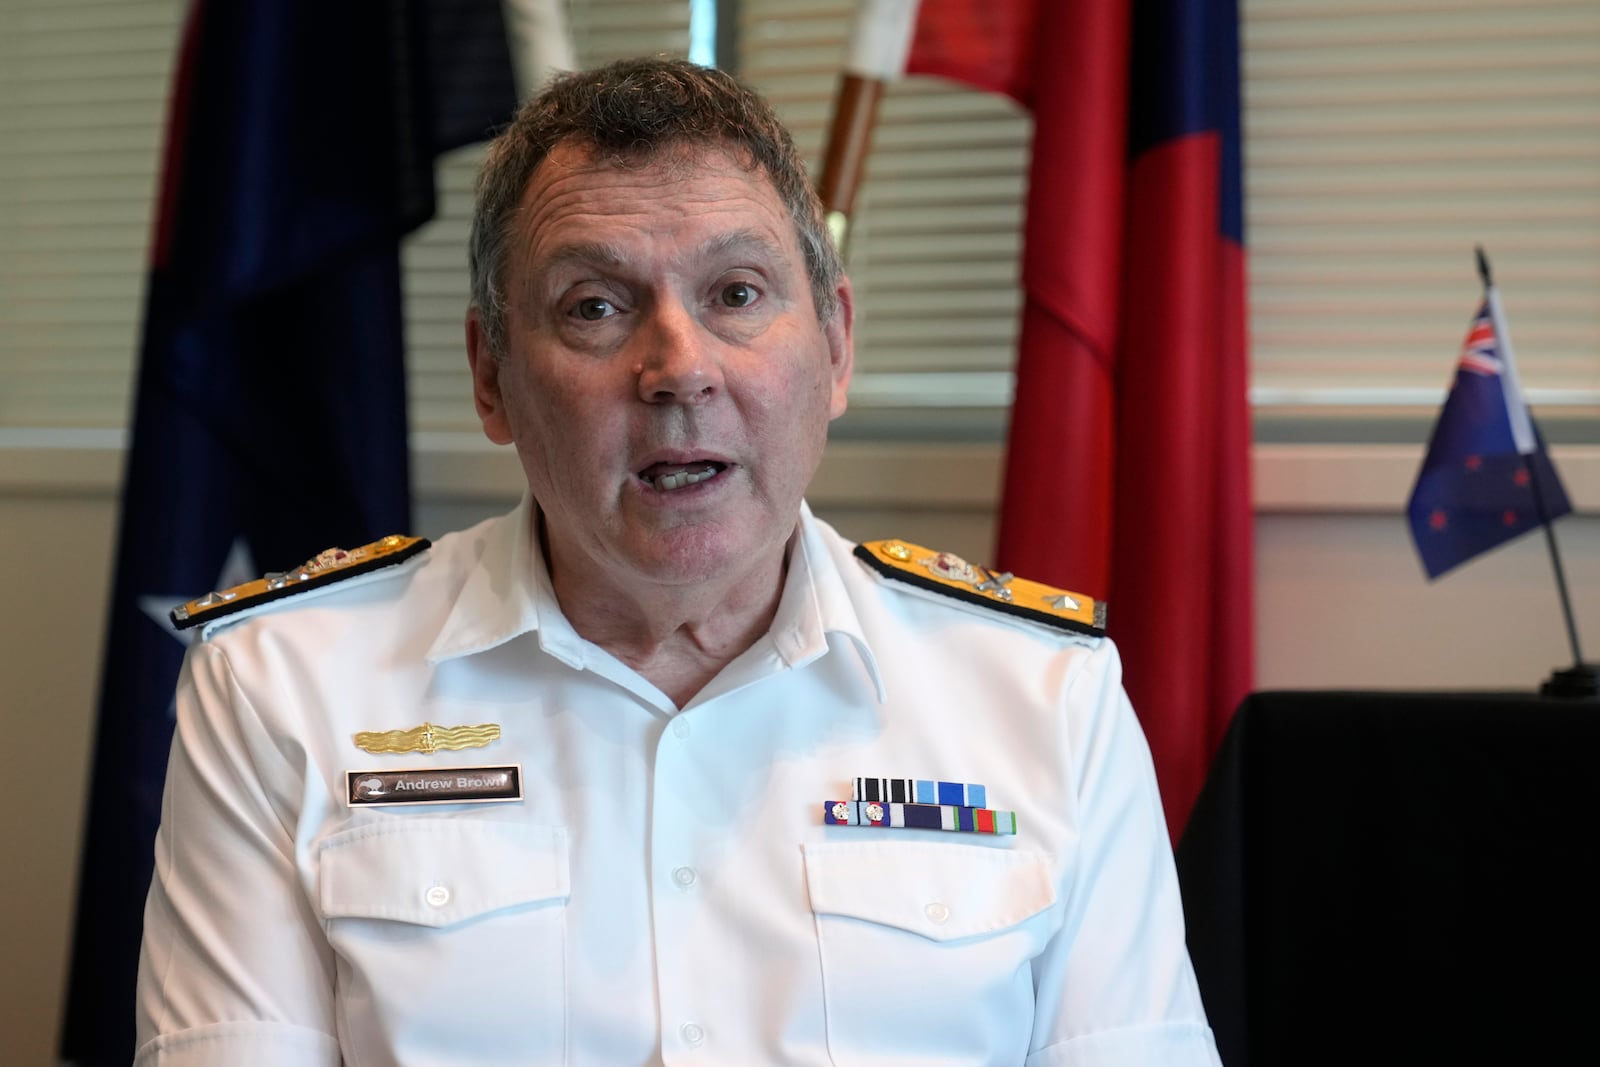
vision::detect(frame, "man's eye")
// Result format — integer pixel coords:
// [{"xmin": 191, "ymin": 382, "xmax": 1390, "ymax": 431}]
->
[
  {"xmin": 719, "ymin": 282, "xmax": 758, "ymax": 308},
  {"xmin": 574, "ymin": 297, "xmax": 615, "ymax": 321}
]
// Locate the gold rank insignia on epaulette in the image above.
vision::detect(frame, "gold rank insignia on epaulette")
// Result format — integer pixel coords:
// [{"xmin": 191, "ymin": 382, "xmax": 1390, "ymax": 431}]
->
[
  {"xmin": 171, "ymin": 534, "xmax": 431, "ymax": 631},
  {"xmin": 854, "ymin": 539, "xmax": 1106, "ymax": 638}
]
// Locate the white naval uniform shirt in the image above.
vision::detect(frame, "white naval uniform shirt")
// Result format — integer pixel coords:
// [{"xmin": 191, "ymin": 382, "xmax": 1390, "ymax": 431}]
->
[{"xmin": 136, "ymin": 495, "xmax": 1221, "ymax": 1067}]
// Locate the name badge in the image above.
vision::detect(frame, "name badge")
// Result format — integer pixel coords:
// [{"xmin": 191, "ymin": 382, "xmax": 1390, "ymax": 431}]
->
[{"xmin": 346, "ymin": 765, "xmax": 523, "ymax": 806}]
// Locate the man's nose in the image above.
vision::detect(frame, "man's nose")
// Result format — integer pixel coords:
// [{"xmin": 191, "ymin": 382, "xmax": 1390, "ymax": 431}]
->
[{"xmin": 635, "ymin": 301, "xmax": 722, "ymax": 404}]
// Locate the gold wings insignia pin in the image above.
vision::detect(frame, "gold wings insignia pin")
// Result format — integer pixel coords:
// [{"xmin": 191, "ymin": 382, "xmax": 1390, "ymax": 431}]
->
[{"xmin": 352, "ymin": 722, "xmax": 502, "ymax": 755}]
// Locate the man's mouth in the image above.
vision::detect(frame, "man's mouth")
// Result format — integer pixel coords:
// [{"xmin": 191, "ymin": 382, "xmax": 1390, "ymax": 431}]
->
[{"xmin": 639, "ymin": 461, "xmax": 727, "ymax": 492}]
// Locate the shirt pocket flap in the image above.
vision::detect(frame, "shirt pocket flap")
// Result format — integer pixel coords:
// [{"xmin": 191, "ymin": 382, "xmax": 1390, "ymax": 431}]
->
[
  {"xmin": 803, "ymin": 841, "xmax": 1055, "ymax": 943},
  {"xmin": 318, "ymin": 819, "xmax": 568, "ymax": 928}
]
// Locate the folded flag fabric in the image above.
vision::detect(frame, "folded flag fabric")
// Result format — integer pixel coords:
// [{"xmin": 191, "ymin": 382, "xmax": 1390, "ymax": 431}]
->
[{"xmin": 1407, "ymin": 292, "xmax": 1571, "ymax": 580}]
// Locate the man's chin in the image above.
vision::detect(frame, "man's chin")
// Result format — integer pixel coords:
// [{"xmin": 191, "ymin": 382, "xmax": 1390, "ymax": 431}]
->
[{"xmin": 624, "ymin": 526, "xmax": 785, "ymax": 590}]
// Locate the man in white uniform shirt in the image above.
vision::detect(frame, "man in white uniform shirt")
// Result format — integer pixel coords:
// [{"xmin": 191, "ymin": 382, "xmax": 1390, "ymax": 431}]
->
[{"xmin": 135, "ymin": 57, "xmax": 1222, "ymax": 1066}]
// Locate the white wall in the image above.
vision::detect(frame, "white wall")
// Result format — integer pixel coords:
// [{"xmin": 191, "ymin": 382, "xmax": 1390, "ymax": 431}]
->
[{"xmin": 3, "ymin": 439, "xmax": 1597, "ymax": 1065}]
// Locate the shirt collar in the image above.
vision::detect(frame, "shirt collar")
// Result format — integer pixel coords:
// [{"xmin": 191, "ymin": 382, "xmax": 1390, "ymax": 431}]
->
[
  {"xmin": 784, "ymin": 502, "xmax": 887, "ymax": 703},
  {"xmin": 426, "ymin": 491, "xmax": 550, "ymax": 664},
  {"xmin": 426, "ymin": 495, "xmax": 885, "ymax": 702}
]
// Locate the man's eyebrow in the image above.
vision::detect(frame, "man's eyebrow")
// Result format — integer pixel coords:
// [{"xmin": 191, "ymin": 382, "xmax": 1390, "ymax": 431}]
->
[
  {"xmin": 529, "ymin": 229, "xmax": 789, "ymax": 278},
  {"xmin": 534, "ymin": 241, "xmax": 630, "ymax": 272},
  {"xmin": 699, "ymin": 228, "xmax": 788, "ymax": 265}
]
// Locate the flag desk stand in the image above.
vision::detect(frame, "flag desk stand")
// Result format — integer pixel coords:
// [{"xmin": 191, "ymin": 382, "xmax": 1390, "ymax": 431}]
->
[
  {"xmin": 1521, "ymin": 389, "xmax": 1593, "ymax": 700},
  {"xmin": 1541, "ymin": 663, "xmax": 1600, "ymax": 700},
  {"xmin": 824, "ymin": 800, "xmax": 1017, "ymax": 835}
]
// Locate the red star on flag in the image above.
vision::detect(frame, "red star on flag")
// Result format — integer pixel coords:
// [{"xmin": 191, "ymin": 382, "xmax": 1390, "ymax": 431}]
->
[
  {"xmin": 1513, "ymin": 467, "xmax": 1530, "ymax": 487},
  {"xmin": 1503, "ymin": 510, "xmax": 1518, "ymax": 526},
  {"xmin": 1430, "ymin": 509, "xmax": 1448, "ymax": 531},
  {"xmin": 1464, "ymin": 455, "xmax": 1482, "ymax": 471}
]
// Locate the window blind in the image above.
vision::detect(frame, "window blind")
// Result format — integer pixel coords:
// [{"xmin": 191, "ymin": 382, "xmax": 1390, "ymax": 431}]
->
[
  {"xmin": 1246, "ymin": 0, "xmax": 1600, "ymax": 413},
  {"xmin": 0, "ymin": 0, "xmax": 181, "ymax": 429},
  {"xmin": 1, "ymin": 0, "xmax": 1596, "ymax": 436}
]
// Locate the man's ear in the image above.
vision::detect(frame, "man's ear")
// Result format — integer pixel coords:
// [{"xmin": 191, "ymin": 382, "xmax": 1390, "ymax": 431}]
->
[
  {"xmin": 825, "ymin": 278, "xmax": 855, "ymax": 421},
  {"xmin": 465, "ymin": 309, "xmax": 513, "ymax": 445}
]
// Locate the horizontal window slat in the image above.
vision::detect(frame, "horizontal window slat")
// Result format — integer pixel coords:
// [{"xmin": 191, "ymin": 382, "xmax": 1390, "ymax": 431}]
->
[{"xmin": 0, "ymin": 54, "xmax": 174, "ymax": 83}]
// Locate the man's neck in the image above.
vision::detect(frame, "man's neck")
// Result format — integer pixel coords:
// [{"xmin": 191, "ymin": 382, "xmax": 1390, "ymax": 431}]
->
[{"xmin": 541, "ymin": 520, "xmax": 793, "ymax": 708}]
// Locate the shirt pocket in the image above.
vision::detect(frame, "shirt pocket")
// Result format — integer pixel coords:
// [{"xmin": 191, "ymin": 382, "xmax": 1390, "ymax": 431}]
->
[
  {"xmin": 317, "ymin": 818, "xmax": 569, "ymax": 1067},
  {"xmin": 803, "ymin": 839, "xmax": 1057, "ymax": 1065}
]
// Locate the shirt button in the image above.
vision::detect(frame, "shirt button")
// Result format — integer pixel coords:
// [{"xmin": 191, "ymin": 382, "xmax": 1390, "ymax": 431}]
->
[
  {"xmin": 924, "ymin": 901, "xmax": 950, "ymax": 925},
  {"xmin": 672, "ymin": 718, "xmax": 691, "ymax": 739},
  {"xmin": 672, "ymin": 865, "xmax": 698, "ymax": 888},
  {"xmin": 680, "ymin": 1022, "xmax": 705, "ymax": 1047},
  {"xmin": 425, "ymin": 885, "xmax": 451, "ymax": 907}
]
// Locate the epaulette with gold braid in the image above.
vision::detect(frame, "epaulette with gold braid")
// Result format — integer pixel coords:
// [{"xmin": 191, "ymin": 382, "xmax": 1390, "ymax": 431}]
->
[
  {"xmin": 855, "ymin": 539, "xmax": 1106, "ymax": 638},
  {"xmin": 171, "ymin": 534, "xmax": 431, "ymax": 631}
]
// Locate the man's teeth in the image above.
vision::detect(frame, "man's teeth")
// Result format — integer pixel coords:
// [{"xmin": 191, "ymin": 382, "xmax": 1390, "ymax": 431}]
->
[{"xmin": 653, "ymin": 468, "xmax": 718, "ymax": 491}]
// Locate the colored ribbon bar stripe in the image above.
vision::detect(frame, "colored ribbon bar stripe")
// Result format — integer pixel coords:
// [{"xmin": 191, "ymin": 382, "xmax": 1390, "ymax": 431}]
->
[
  {"xmin": 822, "ymin": 800, "xmax": 1016, "ymax": 835},
  {"xmin": 853, "ymin": 777, "xmax": 987, "ymax": 808}
]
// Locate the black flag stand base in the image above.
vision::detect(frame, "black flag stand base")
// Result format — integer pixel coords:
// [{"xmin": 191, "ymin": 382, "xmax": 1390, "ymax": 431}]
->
[{"xmin": 1541, "ymin": 663, "xmax": 1600, "ymax": 700}]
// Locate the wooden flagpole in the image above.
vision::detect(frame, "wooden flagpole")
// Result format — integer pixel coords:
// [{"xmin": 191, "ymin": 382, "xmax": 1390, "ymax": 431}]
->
[{"xmin": 816, "ymin": 0, "xmax": 921, "ymax": 254}]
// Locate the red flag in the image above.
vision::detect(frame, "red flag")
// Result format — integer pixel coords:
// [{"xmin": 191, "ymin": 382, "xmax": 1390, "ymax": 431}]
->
[{"xmin": 908, "ymin": 0, "xmax": 1254, "ymax": 842}]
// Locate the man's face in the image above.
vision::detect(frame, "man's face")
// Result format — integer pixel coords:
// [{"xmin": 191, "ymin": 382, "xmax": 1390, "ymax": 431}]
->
[{"xmin": 467, "ymin": 141, "xmax": 853, "ymax": 592}]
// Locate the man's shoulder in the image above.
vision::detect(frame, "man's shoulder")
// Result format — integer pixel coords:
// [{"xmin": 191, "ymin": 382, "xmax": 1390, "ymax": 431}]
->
[
  {"xmin": 848, "ymin": 537, "xmax": 1107, "ymax": 642},
  {"xmin": 170, "ymin": 534, "xmax": 432, "ymax": 638},
  {"xmin": 168, "ymin": 509, "xmax": 506, "ymax": 643}
]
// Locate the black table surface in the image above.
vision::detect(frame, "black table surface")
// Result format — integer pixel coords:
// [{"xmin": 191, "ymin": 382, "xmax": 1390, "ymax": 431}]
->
[{"xmin": 1175, "ymin": 689, "xmax": 1600, "ymax": 1067}]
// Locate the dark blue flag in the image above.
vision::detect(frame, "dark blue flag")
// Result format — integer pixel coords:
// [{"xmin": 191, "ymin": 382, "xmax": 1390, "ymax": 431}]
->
[
  {"xmin": 1407, "ymin": 291, "xmax": 1572, "ymax": 580},
  {"xmin": 59, "ymin": 2, "xmax": 515, "ymax": 1061}
]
